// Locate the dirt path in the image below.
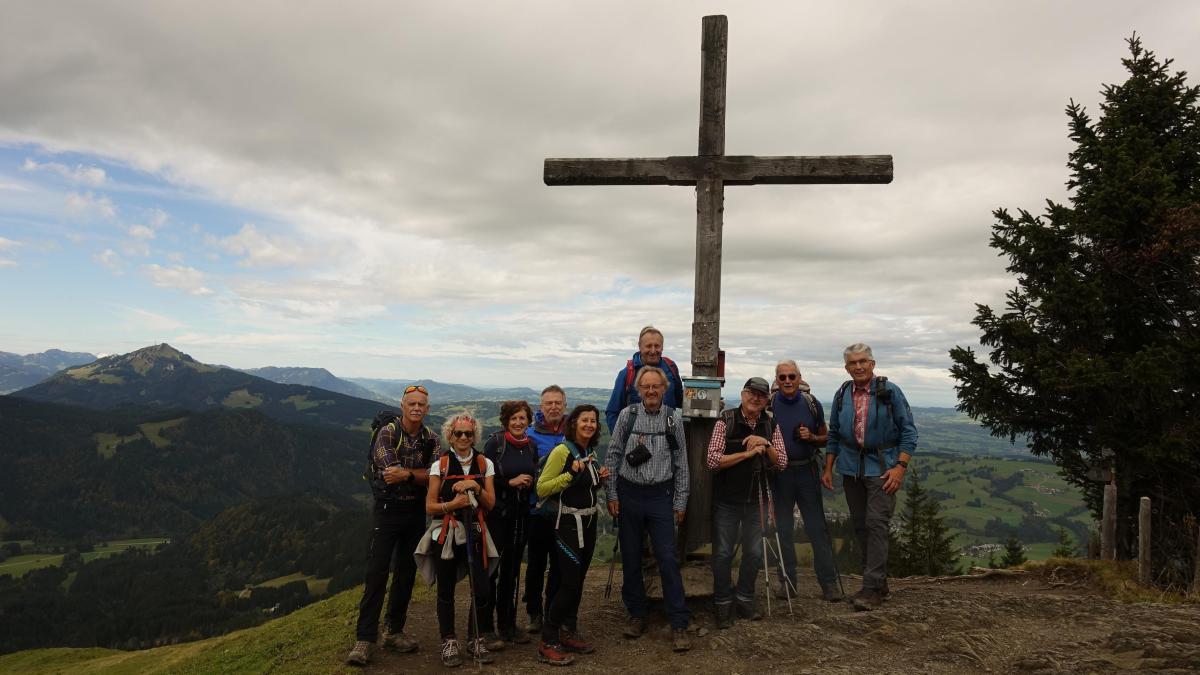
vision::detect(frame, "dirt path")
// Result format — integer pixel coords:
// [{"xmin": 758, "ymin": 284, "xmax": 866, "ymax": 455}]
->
[{"xmin": 362, "ymin": 564, "xmax": 1200, "ymax": 674}]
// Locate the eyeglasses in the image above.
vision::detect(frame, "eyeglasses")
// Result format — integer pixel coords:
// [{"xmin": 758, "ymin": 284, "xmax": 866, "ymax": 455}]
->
[
  {"xmin": 404, "ymin": 385, "xmax": 429, "ymax": 395},
  {"xmin": 452, "ymin": 430, "xmax": 475, "ymax": 439},
  {"xmin": 846, "ymin": 359, "xmax": 874, "ymax": 368},
  {"xmin": 777, "ymin": 373, "xmax": 798, "ymax": 381}
]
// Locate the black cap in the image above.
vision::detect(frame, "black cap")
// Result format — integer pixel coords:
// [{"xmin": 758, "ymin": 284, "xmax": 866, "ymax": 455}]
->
[{"xmin": 743, "ymin": 377, "xmax": 770, "ymax": 396}]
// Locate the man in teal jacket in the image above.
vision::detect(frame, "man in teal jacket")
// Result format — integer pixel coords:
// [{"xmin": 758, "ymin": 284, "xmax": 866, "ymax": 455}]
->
[{"xmin": 821, "ymin": 343, "xmax": 917, "ymax": 611}]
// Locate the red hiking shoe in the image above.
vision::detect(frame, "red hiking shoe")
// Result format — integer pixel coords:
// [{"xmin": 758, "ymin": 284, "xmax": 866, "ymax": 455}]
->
[
  {"xmin": 559, "ymin": 630, "xmax": 595, "ymax": 654},
  {"xmin": 537, "ymin": 641, "xmax": 576, "ymax": 666}
]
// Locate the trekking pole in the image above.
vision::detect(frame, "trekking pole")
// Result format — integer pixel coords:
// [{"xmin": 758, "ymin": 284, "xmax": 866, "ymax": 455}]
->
[
  {"xmin": 761, "ymin": 467, "xmax": 794, "ymax": 616},
  {"xmin": 463, "ymin": 490, "xmax": 484, "ymax": 668},
  {"xmin": 754, "ymin": 464, "xmax": 772, "ymax": 618},
  {"xmin": 604, "ymin": 516, "xmax": 620, "ymax": 599},
  {"xmin": 511, "ymin": 489, "xmax": 524, "ymax": 630}
]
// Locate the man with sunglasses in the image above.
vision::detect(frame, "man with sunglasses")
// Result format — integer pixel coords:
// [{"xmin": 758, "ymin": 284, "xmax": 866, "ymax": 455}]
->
[
  {"xmin": 348, "ymin": 384, "xmax": 441, "ymax": 667},
  {"xmin": 771, "ymin": 360, "xmax": 840, "ymax": 603},
  {"xmin": 822, "ymin": 344, "xmax": 918, "ymax": 611}
]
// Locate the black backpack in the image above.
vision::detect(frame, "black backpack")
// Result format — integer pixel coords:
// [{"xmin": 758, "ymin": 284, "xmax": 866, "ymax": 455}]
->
[{"xmin": 364, "ymin": 410, "xmax": 434, "ymax": 500}]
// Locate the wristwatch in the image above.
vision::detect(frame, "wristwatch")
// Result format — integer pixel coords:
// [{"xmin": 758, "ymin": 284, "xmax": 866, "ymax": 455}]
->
[{"xmin": 896, "ymin": 459, "xmax": 909, "ymax": 469}]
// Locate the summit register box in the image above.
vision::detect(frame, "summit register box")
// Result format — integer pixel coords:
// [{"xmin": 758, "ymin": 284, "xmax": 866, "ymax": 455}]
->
[{"xmin": 681, "ymin": 376, "xmax": 724, "ymax": 418}]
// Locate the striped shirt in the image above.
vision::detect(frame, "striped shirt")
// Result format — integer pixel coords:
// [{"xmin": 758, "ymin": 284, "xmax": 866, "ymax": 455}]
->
[{"xmin": 603, "ymin": 403, "xmax": 690, "ymax": 512}]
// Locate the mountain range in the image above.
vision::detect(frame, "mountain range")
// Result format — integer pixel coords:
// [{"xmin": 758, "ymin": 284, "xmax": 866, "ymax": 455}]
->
[{"xmin": 0, "ymin": 349, "xmax": 97, "ymax": 393}]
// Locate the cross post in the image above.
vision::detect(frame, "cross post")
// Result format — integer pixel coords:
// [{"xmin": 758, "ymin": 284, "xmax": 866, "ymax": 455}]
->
[{"xmin": 545, "ymin": 15, "xmax": 892, "ymax": 549}]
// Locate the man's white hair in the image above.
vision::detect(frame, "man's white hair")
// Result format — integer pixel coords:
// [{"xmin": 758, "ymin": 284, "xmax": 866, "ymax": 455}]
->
[
  {"xmin": 843, "ymin": 343, "xmax": 874, "ymax": 362},
  {"xmin": 775, "ymin": 359, "xmax": 800, "ymax": 375},
  {"xmin": 634, "ymin": 365, "xmax": 670, "ymax": 390}
]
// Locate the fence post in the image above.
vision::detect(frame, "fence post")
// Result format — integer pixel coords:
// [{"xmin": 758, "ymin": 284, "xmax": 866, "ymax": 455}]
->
[
  {"xmin": 1137, "ymin": 496, "xmax": 1151, "ymax": 585},
  {"xmin": 1101, "ymin": 483, "xmax": 1117, "ymax": 561}
]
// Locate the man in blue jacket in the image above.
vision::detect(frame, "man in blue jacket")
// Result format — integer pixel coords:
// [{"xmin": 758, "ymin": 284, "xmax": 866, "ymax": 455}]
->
[
  {"xmin": 821, "ymin": 343, "xmax": 917, "ymax": 611},
  {"xmin": 523, "ymin": 384, "xmax": 567, "ymax": 635},
  {"xmin": 605, "ymin": 325, "xmax": 684, "ymax": 433}
]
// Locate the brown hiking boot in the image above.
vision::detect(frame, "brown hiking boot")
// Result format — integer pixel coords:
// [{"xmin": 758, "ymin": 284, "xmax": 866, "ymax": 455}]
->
[
  {"xmin": 381, "ymin": 628, "xmax": 418, "ymax": 653},
  {"xmin": 538, "ymin": 641, "xmax": 576, "ymax": 666},
  {"xmin": 481, "ymin": 632, "xmax": 507, "ymax": 652},
  {"xmin": 466, "ymin": 637, "xmax": 495, "ymax": 664},
  {"xmin": 672, "ymin": 628, "xmax": 691, "ymax": 652},
  {"xmin": 852, "ymin": 588, "xmax": 884, "ymax": 611},
  {"xmin": 623, "ymin": 616, "xmax": 645, "ymax": 639},
  {"xmin": 559, "ymin": 629, "xmax": 594, "ymax": 654},
  {"xmin": 821, "ymin": 584, "xmax": 844, "ymax": 602},
  {"xmin": 881, "ymin": 579, "xmax": 891, "ymax": 600},
  {"xmin": 346, "ymin": 640, "xmax": 371, "ymax": 666}
]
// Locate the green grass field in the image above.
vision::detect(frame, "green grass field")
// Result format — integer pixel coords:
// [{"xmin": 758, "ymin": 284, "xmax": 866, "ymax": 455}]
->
[
  {"xmin": 0, "ymin": 539, "xmax": 169, "ymax": 578},
  {"xmin": 255, "ymin": 572, "xmax": 331, "ymax": 596},
  {"xmin": 0, "ymin": 585, "xmax": 425, "ymax": 674}
]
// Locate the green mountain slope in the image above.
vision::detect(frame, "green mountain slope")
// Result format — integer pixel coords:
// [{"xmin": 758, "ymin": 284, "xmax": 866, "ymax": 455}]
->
[
  {"xmin": 0, "ymin": 396, "xmax": 368, "ymax": 540},
  {"xmin": 0, "ymin": 587, "xmax": 366, "ymax": 674},
  {"xmin": 12, "ymin": 344, "xmax": 387, "ymax": 430}
]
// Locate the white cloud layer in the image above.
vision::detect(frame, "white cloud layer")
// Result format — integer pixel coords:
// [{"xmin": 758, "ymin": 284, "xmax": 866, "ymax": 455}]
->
[{"xmin": 2, "ymin": 1, "xmax": 1199, "ymax": 404}]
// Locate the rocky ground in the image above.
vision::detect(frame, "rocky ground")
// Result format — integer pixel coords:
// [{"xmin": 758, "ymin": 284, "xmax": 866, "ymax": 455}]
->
[{"xmin": 361, "ymin": 562, "xmax": 1200, "ymax": 674}]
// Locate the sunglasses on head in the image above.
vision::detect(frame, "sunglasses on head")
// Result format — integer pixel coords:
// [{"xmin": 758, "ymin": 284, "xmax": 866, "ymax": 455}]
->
[
  {"xmin": 778, "ymin": 373, "xmax": 798, "ymax": 381},
  {"xmin": 404, "ymin": 384, "xmax": 429, "ymax": 395},
  {"xmin": 452, "ymin": 430, "xmax": 475, "ymax": 439}
]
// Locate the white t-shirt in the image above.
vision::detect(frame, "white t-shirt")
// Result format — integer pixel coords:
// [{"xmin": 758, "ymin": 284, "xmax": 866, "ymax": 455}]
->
[{"xmin": 429, "ymin": 451, "xmax": 495, "ymax": 479}]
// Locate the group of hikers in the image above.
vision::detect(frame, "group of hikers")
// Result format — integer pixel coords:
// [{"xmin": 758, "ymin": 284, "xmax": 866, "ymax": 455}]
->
[{"xmin": 346, "ymin": 326, "xmax": 918, "ymax": 668}]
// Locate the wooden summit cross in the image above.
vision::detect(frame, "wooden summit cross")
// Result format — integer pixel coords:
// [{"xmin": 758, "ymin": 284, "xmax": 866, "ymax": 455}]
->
[{"xmin": 544, "ymin": 15, "xmax": 892, "ymax": 547}]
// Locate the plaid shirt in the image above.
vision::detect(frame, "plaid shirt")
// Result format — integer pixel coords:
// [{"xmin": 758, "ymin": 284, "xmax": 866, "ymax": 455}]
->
[
  {"xmin": 604, "ymin": 403, "xmax": 690, "ymax": 512},
  {"xmin": 372, "ymin": 422, "xmax": 440, "ymax": 471},
  {"xmin": 705, "ymin": 411, "xmax": 788, "ymax": 471}
]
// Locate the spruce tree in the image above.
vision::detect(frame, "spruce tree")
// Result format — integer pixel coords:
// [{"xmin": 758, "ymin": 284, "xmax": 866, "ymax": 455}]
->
[
  {"xmin": 1052, "ymin": 527, "xmax": 1076, "ymax": 558},
  {"xmin": 890, "ymin": 473, "xmax": 961, "ymax": 576},
  {"xmin": 949, "ymin": 37, "xmax": 1200, "ymax": 585},
  {"xmin": 1002, "ymin": 536, "xmax": 1027, "ymax": 568}
]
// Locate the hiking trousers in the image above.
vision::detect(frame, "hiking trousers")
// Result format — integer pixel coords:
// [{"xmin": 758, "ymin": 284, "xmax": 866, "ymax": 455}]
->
[
  {"xmin": 774, "ymin": 462, "xmax": 838, "ymax": 588},
  {"xmin": 523, "ymin": 513, "xmax": 560, "ymax": 619},
  {"xmin": 354, "ymin": 500, "xmax": 425, "ymax": 641},
  {"xmin": 487, "ymin": 508, "xmax": 529, "ymax": 633},
  {"xmin": 616, "ymin": 477, "xmax": 690, "ymax": 630},
  {"xmin": 434, "ymin": 538, "xmax": 494, "ymax": 640},
  {"xmin": 711, "ymin": 499, "xmax": 763, "ymax": 605},
  {"xmin": 542, "ymin": 513, "xmax": 597, "ymax": 643},
  {"xmin": 842, "ymin": 475, "xmax": 896, "ymax": 591}
]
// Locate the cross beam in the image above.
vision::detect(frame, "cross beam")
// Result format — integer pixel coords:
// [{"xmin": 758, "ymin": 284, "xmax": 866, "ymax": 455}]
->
[{"xmin": 543, "ymin": 15, "xmax": 892, "ymax": 377}]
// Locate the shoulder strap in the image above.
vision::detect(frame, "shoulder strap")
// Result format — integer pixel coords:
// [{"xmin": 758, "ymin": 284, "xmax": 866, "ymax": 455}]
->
[
  {"xmin": 831, "ymin": 380, "xmax": 852, "ymax": 421},
  {"xmin": 622, "ymin": 359, "xmax": 636, "ymax": 406},
  {"xmin": 439, "ymin": 452, "xmax": 450, "ymax": 475},
  {"xmin": 800, "ymin": 391, "xmax": 820, "ymax": 422},
  {"xmin": 620, "ymin": 403, "xmax": 640, "ymax": 443},
  {"xmin": 475, "ymin": 452, "xmax": 488, "ymax": 476},
  {"xmin": 661, "ymin": 355, "xmax": 679, "ymax": 378}
]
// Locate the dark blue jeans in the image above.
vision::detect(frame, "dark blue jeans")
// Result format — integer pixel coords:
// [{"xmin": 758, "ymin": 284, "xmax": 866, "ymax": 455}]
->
[
  {"xmin": 616, "ymin": 478, "xmax": 690, "ymax": 629},
  {"xmin": 773, "ymin": 462, "xmax": 837, "ymax": 588},
  {"xmin": 711, "ymin": 499, "xmax": 763, "ymax": 605}
]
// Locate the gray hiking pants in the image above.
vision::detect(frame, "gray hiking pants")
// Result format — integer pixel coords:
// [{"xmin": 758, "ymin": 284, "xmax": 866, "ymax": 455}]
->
[{"xmin": 842, "ymin": 475, "xmax": 895, "ymax": 590}]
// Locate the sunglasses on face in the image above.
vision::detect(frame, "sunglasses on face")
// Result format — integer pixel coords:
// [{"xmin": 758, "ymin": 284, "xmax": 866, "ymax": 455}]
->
[
  {"xmin": 404, "ymin": 384, "xmax": 429, "ymax": 395},
  {"xmin": 452, "ymin": 430, "xmax": 475, "ymax": 439},
  {"xmin": 777, "ymin": 373, "xmax": 798, "ymax": 381}
]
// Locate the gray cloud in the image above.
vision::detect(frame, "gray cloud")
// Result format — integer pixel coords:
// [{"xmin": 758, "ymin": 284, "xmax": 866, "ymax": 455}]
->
[{"xmin": 2, "ymin": 1, "xmax": 1198, "ymax": 404}]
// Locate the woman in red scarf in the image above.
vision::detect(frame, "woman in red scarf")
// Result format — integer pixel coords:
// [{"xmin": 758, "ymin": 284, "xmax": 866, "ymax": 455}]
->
[{"xmin": 482, "ymin": 399, "xmax": 539, "ymax": 647}]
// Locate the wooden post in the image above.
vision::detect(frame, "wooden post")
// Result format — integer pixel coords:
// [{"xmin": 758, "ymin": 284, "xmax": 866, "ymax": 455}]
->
[
  {"xmin": 1137, "ymin": 496, "xmax": 1151, "ymax": 585},
  {"xmin": 1192, "ymin": 525, "xmax": 1200, "ymax": 595},
  {"xmin": 1101, "ymin": 483, "xmax": 1117, "ymax": 561}
]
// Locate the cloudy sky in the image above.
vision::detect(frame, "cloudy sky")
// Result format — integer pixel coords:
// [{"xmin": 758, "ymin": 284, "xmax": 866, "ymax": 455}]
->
[{"xmin": 2, "ymin": 1, "xmax": 1198, "ymax": 406}]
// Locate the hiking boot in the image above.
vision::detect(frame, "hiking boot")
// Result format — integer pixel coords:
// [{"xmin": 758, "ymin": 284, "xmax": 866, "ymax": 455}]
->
[
  {"xmin": 482, "ymin": 632, "xmax": 507, "ymax": 652},
  {"xmin": 441, "ymin": 638, "xmax": 463, "ymax": 667},
  {"xmin": 527, "ymin": 614, "xmax": 544, "ymax": 634},
  {"xmin": 734, "ymin": 599, "xmax": 762, "ymax": 621},
  {"xmin": 500, "ymin": 625, "xmax": 530, "ymax": 645},
  {"xmin": 881, "ymin": 579, "xmax": 892, "ymax": 600},
  {"xmin": 537, "ymin": 641, "xmax": 576, "ymax": 666},
  {"xmin": 623, "ymin": 616, "xmax": 645, "ymax": 639},
  {"xmin": 714, "ymin": 603, "xmax": 733, "ymax": 629},
  {"xmin": 381, "ymin": 628, "xmax": 418, "ymax": 653},
  {"xmin": 672, "ymin": 628, "xmax": 691, "ymax": 652},
  {"xmin": 821, "ymin": 584, "xmax": 844, "ymax": 602},
  {"xmin": 852, "ymin": 588, "xmax": 884, "ymax": 612},
  {"xmin": 559, "ymin": 629, "xmax": 594, "ymax": 654},
  {"xmin": 467, "ymin": 637, "xmax": 495, "ymax": 664},
  {"xmin": 775, "ymin": 579, "xmax": 795, "ymax": 599},
  {"xmin": 346, "ymin": 640, "xmax": 371, "ymax": 666}
]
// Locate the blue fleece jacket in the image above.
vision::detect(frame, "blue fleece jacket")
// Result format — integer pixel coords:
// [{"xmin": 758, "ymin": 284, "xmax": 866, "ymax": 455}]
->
[
  {"xmin": 604, "ymin": 352, "xmax": 684, "ymax": 433},
  {"xmin": 826, "ymin": 378, "xmax": 917, "ymax": 477}
]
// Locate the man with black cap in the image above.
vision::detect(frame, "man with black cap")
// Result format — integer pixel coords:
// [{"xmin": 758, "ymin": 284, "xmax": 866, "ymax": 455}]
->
[{"xmin": 705, "ymin": 376, "xmax": 786, "ymax": 628}]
